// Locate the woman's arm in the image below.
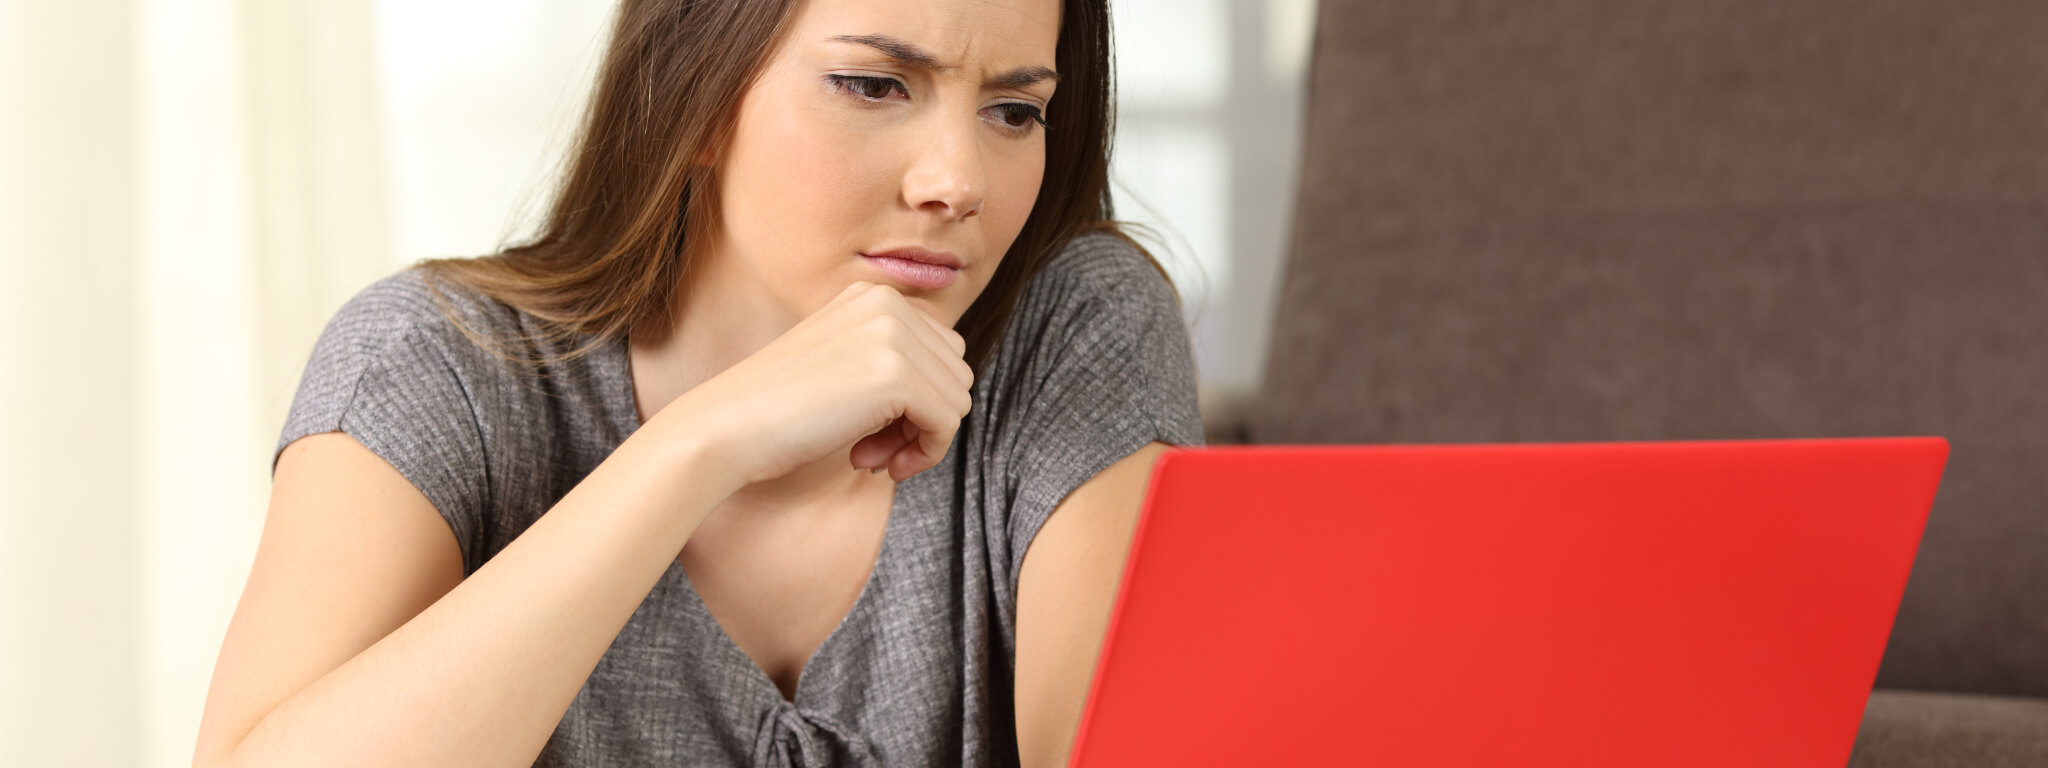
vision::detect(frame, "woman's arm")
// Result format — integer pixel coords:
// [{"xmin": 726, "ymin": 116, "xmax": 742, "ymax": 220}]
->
[
  {"xmin": 192, "ymin": 416, "xmax": 732, "ymax": 768},
  {"xmin": 194, "ymin": 282, "xmax": 970, "ymax": 768},
  {"xmin": 1014, "ymin": 441, "xmax": 1174, "ymax": 768}
]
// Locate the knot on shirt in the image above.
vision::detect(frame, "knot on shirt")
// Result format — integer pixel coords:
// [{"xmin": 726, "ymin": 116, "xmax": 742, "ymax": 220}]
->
[{"xmin": 751, "ymin": 699, "xmax": 877, "ymax": 767}]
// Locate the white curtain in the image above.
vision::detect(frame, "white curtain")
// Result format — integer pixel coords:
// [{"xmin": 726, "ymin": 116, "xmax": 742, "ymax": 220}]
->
[{"xmin": 2, "ymin": 1, "xmax": 389, "ymax": 766}]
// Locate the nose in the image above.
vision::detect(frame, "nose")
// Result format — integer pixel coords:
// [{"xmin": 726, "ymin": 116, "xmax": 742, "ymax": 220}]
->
[{"xmin": 900, "ymin": 117, "xmax": 985, "ymax": 222}]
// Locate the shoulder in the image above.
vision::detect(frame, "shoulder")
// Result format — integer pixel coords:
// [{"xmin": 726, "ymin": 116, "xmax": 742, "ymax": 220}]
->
[
  {"xmin": 278, "ymin": 268, "xmax": 527, "ymax": 568},
  {"xmin": 999, "ymin": 230, "xmax": 1186, "ymax": 368},
  {"xmin": 1015, "ymin": 230, "xmax": 1181, "ymax": 321},
  {"xmin": 975, "ymin": 230, "xmax": 1204, "ymax": 601},
  {"xmin": 314, "ymin": 266, "xmax": 526, "ymax": 372},
  {"xmin": 282, "ymin": 267, "xmax": 537, "ymax": 458},
  {"xmin": 983, "ymin": 229, "xmax": 1199, "ymax": 428}
]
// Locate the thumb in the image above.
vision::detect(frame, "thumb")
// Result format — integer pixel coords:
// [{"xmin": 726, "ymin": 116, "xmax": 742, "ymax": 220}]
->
[{"xmin": 850, "ymin": 418, "xmax": 917, "ymax": 471}]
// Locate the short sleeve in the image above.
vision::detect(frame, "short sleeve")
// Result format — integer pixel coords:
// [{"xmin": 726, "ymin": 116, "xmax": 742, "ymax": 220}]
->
[
  {"xmin": 273, "ymin": 270, "xmax": 491, "ymax": 573},
  {"xmin": 988, "ymin": 232, "xmax": 1206, "ymax": 589}
]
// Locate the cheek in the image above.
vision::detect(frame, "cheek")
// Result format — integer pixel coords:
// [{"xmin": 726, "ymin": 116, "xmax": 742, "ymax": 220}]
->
[
  {"xmin": 980, "ymin": 147, "xmax": 1046, "ymax": 259},
  {"xmin": 993, "ymin": 151, "xmax": 1044, "ymax": 227},
  {"xmin": 720, "ymin": 90, "xmax": 895, "ymax": 265}
]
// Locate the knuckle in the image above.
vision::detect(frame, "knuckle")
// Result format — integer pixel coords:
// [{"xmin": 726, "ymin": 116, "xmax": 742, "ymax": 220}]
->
[
  {"xmin": 838, "ymin": 281, "xmax": 877, "ymax": 304},
  {"xmin": 869, "ymin": 349, "xmax": 911, "ymax": 383},
  {"xmin": 861, "ymin": 314, "xmax": 902, "ymax": 340},
  {"xmin": 885, "ymin": 315, "xmax": 915, "ymax": 342},
  {"xmin": 870, "ymin": 315, "xmax": 914, "ymax": 346}
]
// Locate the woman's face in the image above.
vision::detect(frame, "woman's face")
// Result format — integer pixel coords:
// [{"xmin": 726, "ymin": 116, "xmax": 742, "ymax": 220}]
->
[{"xmin": 706, "ymin": 0, "xmax": 1062, "ymax": 327}]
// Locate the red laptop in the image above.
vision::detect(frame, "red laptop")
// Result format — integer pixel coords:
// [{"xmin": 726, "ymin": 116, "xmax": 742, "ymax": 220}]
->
[{"xmin": 1066, "ymin": 437, "xmax": 1948, "ymax": 768}]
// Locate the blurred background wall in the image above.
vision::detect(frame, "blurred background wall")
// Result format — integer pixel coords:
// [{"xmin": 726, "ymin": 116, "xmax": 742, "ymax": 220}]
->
[{"xmin": 0, "ymin": 1, "xmax": 1313, "ymax": 765}]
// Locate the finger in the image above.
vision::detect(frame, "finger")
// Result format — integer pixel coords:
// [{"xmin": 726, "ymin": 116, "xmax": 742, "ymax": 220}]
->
[
  {"xmin": 898, "ymin": 311, "xmax": 974, "ymax": 393},
  {"xmin": 886, "ymin": 440, "xmax": 932, "ymax": 482},
  {"xmin": 907, "ymin": 302, "xmax": 967, "ymax": 357},
  {"xmin": 886, "ymin": 376, "xmax": 966, "ymax": 481},
  {"xmin": 811, "ymin": 282, "xmax": 877, "ymax": 325},
  {"xmin": 859, "ymin": 283, "xmax": 964, "ymax": 357},
  {"xmin": 900, "ymin": 303, "xmax": 971, "ymax": 381},
  {"xmin": 885, "ymin": 422, "xmax": 933, "ymax": 482},
  {"xmin": 858, "ymin": 286, "xmax": 973, "ymax": 390},
  {"xmin": 835, "ymin": 281, "xmax": 878, "ymax": 304},
  {"xmin": 866, "ymin": 316, "xmax": 975, "ymax": 417}
]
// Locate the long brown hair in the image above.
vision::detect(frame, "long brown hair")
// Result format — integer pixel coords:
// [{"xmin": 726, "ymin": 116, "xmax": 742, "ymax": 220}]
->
[{"xmin": 417, "ymin": 0, "xmax": 1153, "ymax": 372}]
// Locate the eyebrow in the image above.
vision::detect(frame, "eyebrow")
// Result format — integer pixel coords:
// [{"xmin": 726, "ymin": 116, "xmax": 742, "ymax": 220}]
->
[{"xmin": 828, "ymin": 33, "xmax": 1059, "ymax": 89}]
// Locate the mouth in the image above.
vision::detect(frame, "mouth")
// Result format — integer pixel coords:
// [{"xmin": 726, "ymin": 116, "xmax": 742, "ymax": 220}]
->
[{"xmin": 860, "ymin": 248, "xmax": 962, "ymax": 291}]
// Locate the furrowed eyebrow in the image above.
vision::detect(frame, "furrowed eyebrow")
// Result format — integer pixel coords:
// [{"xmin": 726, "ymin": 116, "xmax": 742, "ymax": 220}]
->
[
  {"xmin": 827, "ymin": 33, "xmax": 1059, "ymax": 89},
  {"xmin": 990, "ymin": 65, "xmax": 1060, "ymax": 89},
  {"xmin": 830, "ymin": 34, "xmax": 942, "ymax": 69}
]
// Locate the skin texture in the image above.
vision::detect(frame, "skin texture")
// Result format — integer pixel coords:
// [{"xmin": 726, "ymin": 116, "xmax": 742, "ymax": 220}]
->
[
  {"xmin": 1016, "ymin": 441, "xmax": 1173, "ymax": 767},
  {"xmin": 708, "ymin": 0, "xmax": 1055, "ymax": 329},
  {"xmin": 194, "ymin": 1, "xmax": 1161, "ymax": 765}
]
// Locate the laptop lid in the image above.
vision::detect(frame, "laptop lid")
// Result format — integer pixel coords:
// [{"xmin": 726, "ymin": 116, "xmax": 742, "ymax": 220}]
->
[{"xmin": 1066, "ymin": 438, "xmax": 1948, "ymax": 767}]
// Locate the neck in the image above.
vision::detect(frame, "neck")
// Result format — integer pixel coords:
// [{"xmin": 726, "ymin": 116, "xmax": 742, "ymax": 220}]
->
[{"xmin": 658, "ymin": 250, "xmax": 800, "ymax": 394}]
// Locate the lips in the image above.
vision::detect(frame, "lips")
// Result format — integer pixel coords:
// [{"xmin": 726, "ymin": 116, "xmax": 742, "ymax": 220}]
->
[
  {"xmin": 860, "ymin": 248, "xmax": 962, "ymax": 291},
  {"xmin": 863, "ymin": 248, "xmax": 963, "ymax": 269}
]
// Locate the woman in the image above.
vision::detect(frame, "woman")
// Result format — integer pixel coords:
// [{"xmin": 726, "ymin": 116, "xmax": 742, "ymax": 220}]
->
[{"xmin": 193, "ymin": 0, "xmax": 1200, "ymax": 765}]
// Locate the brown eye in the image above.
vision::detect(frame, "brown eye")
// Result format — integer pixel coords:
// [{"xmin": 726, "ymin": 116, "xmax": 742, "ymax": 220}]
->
[
  {"xmin": 991, "ymin": 104, "xmax": 1046, "ymax": 133},
  {"xmin": 828, "ymin": 75, "xmax": 907, "ymax": 102}
]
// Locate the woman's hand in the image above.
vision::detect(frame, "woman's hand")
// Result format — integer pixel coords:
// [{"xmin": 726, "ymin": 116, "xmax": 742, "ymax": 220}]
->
[{"xmin": 656, "ymin": 282, "xmax": 975, "ymax": 490}]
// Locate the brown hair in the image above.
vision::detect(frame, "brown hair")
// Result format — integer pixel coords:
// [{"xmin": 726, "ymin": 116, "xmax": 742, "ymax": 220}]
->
[{"xmin": 417, "ymin": 0, "xmax": 1156, "ymax": 372}]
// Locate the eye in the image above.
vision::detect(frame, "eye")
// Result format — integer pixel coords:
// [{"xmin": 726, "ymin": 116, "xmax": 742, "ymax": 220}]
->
[
  {"xmin": 825, "ymin": 74, "xmax": 909, "ymax": 102},
  {"xmin": 987, "ymin": 103, "xmax": 1049, "ymax": 135}
]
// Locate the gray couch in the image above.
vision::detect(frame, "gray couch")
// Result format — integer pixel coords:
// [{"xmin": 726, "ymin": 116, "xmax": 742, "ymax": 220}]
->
[{"xmin": 1230, "ymin": 1, "xmax": 2048, "ymax": 763}]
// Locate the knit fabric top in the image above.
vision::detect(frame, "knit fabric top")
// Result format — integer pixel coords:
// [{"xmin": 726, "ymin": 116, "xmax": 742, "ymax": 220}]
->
[{"xmin": 272, "ymin": 232, "xmax": 1205, "ymax": 767}]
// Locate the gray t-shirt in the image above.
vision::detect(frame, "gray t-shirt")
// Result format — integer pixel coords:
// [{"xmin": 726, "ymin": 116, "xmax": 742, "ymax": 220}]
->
[{"xmin": 273, "ymin": 232, "xmax": 1205, "ymax": 767}]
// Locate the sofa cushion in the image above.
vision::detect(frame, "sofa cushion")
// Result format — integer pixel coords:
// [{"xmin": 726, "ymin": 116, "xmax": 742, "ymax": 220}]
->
[
  {"xmin": 1257, "ymin": 0, "xmax": 2048, "ymax": 698},
  {"xmin": 1849, "ymin": 690, "xmax": 2048, "ymax": 767}
]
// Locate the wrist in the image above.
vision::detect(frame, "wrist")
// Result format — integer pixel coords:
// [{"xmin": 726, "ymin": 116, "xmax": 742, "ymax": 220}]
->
[{"xmin": 645, "ymin": 397, "xmax": 746, "ymax": 504}]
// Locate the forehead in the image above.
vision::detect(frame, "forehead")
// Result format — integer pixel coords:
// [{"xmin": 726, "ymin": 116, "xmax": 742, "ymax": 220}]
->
[{"xmin": 785, "ymin": 0, "xmax": 1061, "ymax": 70}]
